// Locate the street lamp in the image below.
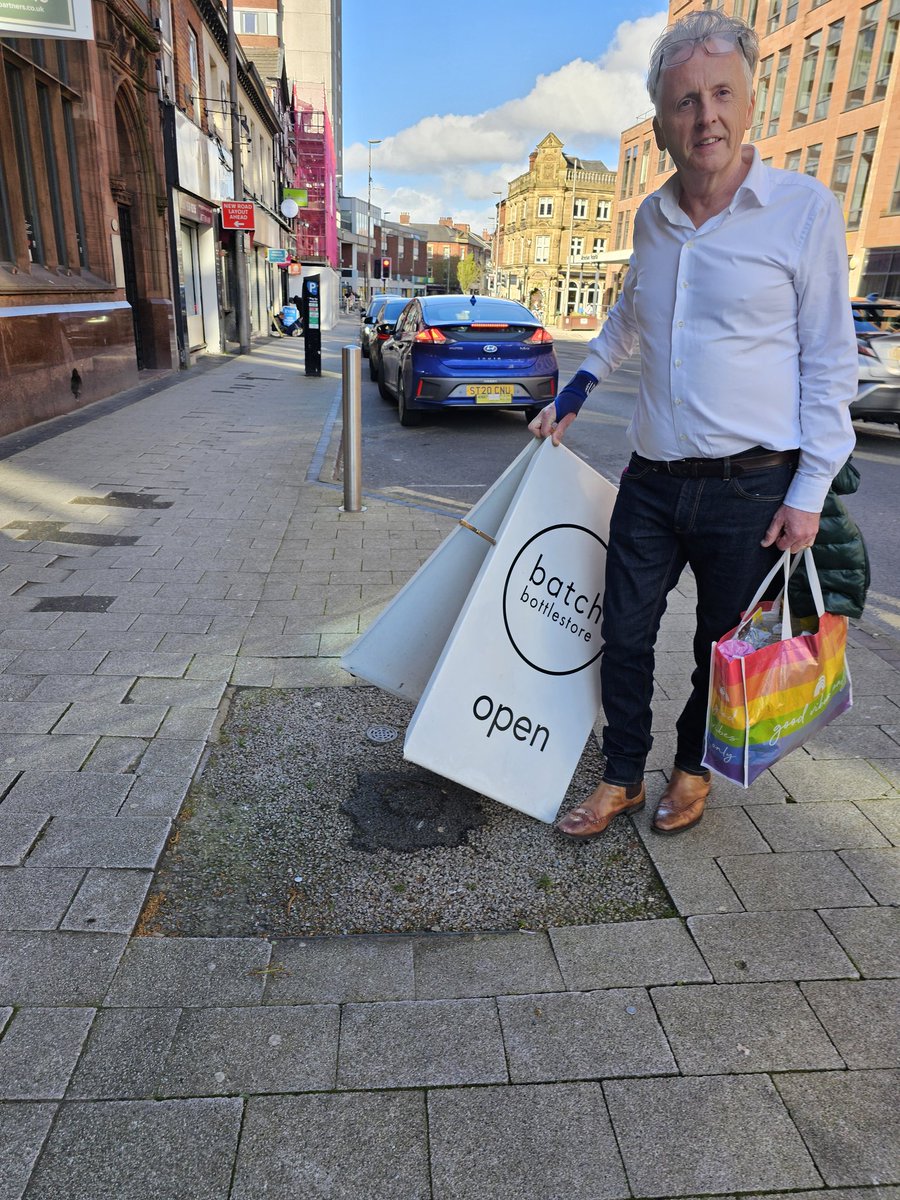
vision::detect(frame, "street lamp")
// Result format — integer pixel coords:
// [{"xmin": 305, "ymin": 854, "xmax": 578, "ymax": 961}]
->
[
  {"xmin": 491, "ymin": 190, "xmax": 502, "ymax": 295},
  {"xmin": 365, "ymin": 138, "xmax": 381, "ymax": 303},
  {"xmin": 562, "ymin": 156, "xmax": 581, "ymax": 324}
]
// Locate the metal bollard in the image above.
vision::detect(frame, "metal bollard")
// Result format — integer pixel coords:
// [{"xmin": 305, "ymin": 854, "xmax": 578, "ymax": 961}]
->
[{"xmin": 340, "ymin": 345, "xmax": 365, "ymax": 513}]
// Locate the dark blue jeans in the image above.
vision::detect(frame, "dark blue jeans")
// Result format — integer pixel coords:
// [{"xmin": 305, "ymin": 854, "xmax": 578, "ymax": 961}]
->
[{"xmin": 599, "ymin": 454, "xmax": 795, "ymax": 785}]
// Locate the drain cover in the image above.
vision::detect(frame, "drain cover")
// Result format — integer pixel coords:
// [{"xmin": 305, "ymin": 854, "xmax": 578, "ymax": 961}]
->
[{"xmin": 366, "ymin": 726, "xmax": 398, "ymax": 744}]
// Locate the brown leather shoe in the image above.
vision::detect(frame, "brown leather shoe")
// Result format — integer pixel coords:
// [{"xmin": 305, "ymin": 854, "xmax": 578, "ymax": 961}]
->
[
  {"xmin": 651, "ymin": 768, "xmax": 711, "ymax": 834},
  {"xmin": 556, "ymin": 780, "xmax": 645, "ymax": 839}
]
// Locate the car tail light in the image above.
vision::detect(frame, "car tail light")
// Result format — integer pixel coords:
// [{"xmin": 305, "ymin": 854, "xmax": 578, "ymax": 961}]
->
[
  {"xmin": 415, "ymin": 326, "xmax": 448, "ymax": 343},
  {"xmin": 377, "ymin": 330, "xmax": 391, "ymax": 340},
  {"xmin": 525, "ymin": 328, "xmax": 554, "ymax": 344},
  {"xmin": 857, "ymin": 340, "xmax": 877, "ymax": 358},
  {"xmin": 470, "ymin": 323, "xmax": 509, "ymax": 329}
]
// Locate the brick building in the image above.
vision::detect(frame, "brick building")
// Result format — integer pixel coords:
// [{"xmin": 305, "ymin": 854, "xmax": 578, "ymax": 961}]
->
[
  {"xmin": 601, "ymin": 0, "xmax": 900, "ymax": 306},
  {"xmin": 408, "ymin": 216, "xmax": 491, "ymax": 294},
  {"xmin": 0, "ymin": 7, "xmax": 178, "ymax": 435},
  {"xmin": 496, "ymin": 133, "xmax": 616, "ymax": 325}
]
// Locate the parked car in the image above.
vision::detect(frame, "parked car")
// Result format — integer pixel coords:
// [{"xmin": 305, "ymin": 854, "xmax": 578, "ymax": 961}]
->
[
  {"xmin": 850, "ymin": 298, "xmax": 900, "ymax": 430},
  {"xmin": 376, "ymin": 294, "xmax": 558, "ymax": 427},
  {"xmin": 359, "ymin": 294, "xmax": 389, "ymax": 358},
  {"xmin": 368, "ymin": 297, "xmax": 409, "ymax": 381}
]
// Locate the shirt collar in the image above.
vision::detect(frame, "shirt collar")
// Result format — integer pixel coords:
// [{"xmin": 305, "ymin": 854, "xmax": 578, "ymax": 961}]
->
[{"xmin": 653, "ymin": 145, "xmax": 772, "ymax": 227}]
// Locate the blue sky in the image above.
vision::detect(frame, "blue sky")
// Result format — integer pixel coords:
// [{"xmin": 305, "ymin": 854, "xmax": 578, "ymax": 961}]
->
[{"xmin": 341, "ymin": 0, "xmax": 668, "ymax": 231}]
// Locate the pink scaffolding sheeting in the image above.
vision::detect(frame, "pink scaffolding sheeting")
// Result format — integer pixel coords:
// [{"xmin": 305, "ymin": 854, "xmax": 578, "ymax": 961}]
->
[{"xmin": 290, "ymin": 84, "xmax": 337, "ymax": 267}]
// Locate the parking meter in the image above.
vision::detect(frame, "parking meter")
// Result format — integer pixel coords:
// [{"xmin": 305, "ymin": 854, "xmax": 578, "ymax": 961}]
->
[{"xmin": 302, "ymin": 275, "xmax": 322, "ymax": 377}]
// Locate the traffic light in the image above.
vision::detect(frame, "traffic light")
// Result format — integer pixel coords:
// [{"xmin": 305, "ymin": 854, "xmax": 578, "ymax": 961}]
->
[{"xmin": 381, "ymin": 256, "xmax": 391, "ymax": 280}]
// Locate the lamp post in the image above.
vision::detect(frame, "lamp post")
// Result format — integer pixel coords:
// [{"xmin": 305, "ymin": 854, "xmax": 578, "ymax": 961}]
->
[
  {"xmin": 491, "ymin": 190, "xmax": 502, "ymax": 295},
  {"xmin": 561, "ymin": 157, "xmax": 581, "ymax": 325},
  {"xmin": 226, "ymin": 0, "xmax": 250, "ymax": 352},
  {"xmin": 364, "ymin": 138, "xmax": 381, "ymax": 304}
]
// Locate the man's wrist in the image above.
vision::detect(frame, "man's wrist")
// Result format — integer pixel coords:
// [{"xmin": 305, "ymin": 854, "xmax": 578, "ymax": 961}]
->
[{"xmin": 554, "ymin": 370, "xmax": 598, "ymax": 421}]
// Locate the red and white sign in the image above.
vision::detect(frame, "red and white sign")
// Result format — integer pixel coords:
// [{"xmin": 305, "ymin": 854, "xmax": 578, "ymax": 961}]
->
[{"xmin": 221, "ymin": 201, "xmax": 256, "ymax": 230}]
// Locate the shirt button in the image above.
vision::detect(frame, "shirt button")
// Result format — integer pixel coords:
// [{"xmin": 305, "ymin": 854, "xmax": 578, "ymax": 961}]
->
[
  {"xmin": 674, "ymin": 359, "xmax": 682, "ymax": 367},
  {"xmin": 681, "ymin": 281, "xmax": 688, "ymax": 289},
  {"xmin": 674, "ymin": 397, "xmax": 682, "ymax": 406},
  {"xmin": 680, "ymin": 435, "xmax": 687, "ymax": 441},
  {"xmin": 677, "ymin": 320, "xmax": 684, "ymax": 328}
]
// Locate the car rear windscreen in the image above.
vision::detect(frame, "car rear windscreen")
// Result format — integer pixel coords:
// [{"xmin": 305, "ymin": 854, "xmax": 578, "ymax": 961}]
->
[{"xmin": 424, "ymin": 298, "xmax": 537, "ymax": 325}]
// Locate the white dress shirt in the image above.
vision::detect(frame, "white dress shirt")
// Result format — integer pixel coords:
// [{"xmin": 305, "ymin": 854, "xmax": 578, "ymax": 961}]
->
[{"xmin": 581, "ymin": 147, "xmax": 856, "ymax": 513}]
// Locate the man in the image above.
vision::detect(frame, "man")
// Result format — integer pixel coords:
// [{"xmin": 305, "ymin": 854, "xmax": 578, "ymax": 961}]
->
[{"xmin": 530, "ymin": 9, "xmax": 856, "ymax": 837}]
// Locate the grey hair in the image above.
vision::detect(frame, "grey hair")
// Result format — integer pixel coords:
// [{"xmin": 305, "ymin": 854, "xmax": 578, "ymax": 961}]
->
[{"xmin": 647, "ymin": 9, "xmax": 759, "ymax": 108}]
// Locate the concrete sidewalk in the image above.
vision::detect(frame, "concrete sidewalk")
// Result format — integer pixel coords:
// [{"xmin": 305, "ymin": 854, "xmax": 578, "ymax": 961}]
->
[{"xmin": 0, "ymin": 318, "xmax": 897, "ymax": 1200}]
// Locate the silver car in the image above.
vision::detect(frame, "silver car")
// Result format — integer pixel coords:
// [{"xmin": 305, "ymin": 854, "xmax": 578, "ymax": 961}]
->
[{"xmin": 851, "ymin": 298, "xmax": 900, "ymax": 430}]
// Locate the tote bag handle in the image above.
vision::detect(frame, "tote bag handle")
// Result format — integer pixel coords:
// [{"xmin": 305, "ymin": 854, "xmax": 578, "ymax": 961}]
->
[{"xmin": 737, "ymin": 548, "xmax": 825, "ymax": 643}]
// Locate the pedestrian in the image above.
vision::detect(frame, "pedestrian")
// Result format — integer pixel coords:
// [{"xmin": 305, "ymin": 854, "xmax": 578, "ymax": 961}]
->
[{"xmin": 530, "ymin": 8, "xmax": 856, "ymax": 837}]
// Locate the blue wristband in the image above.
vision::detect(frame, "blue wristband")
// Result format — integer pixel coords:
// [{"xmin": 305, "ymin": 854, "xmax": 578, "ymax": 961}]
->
[{"xmin": 554, "ymin": 370, "xmax": 597, "ymax": 421}]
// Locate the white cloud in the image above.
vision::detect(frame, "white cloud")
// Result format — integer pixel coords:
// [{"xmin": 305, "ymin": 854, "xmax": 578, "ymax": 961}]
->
[{"xmin": 344, "ymin": 11, "xmax": 666, "ymax": 178}]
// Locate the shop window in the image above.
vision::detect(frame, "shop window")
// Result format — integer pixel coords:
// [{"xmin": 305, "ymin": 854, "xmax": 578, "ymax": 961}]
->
[
  {"xmin": 846, "ymin": 2, "xmax": 882, "ymax": 108},
  {"xmin": 873, "ymin": 0, "xmax": 900, "ymax": 101},
  {"xmin": 847, "ymin": 128, "xmax": 878, "ymax": 229},
  {"xmin": 814, "ymin": 20, "xmax": 844, "ymax": 121}
]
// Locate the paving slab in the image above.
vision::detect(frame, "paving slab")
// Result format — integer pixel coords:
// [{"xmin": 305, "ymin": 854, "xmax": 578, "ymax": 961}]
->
[
  {"xmin": 770, "ymin": 755, "xmax": 895, "ymax": 802},
  {"xmin": 24, "ymin": 816, "xmax": 170, "ymax": 869},
  {"xmin": 51, "ymin": 701, "xmax": 168, "ymax": 738},
  {"xmin": 774, "ymin": 1069, "xmax": 900, "ymax": 1186},
  {"xmin": 707, "ymin": 769, "xmax": 788, "ymax": 806},
  {"xmin": 0, "ymin": 867, "xmax": 83, "ymax": 930},
  {"xmin": 839, "ymin": 847, "xmax": 900, "ymax": 904},
  {"xmin": 0, "ymin": 734, "xmax": 96, "ymax": 772},
  {"xmin": 0, "ymin": 1006, "xmax": 10, "ymax": 1035},
  {"xmin": 66, "ymin": 1007, "xmax": 181, "ymax": 1099},
  {"xmin": 640, "ymin": 853, "xmax": 744, "ymax": 915},
  {"xmin": 745, "ymin": 801, "xmax": 891, "ymax": 851},
  {"xmin": 716, "ymin": 851, "xmax": 876, "ymax": 910},
  {"xmin": 805, "ymin": 725, "xmax": 900, "ymax": 759},
  {"xmin": 428, "ymin": 1081, "xmax": 629, "ymax": 1200},
  {"xmin": 104, "ymin": 936, "xmax": 271, "ymax": 1006},
  {"xmin": 1, "ymin": 770, "xmax": 132, "ymax": 816},
  {"xmin": 651, "ymin": 981, "xmax": 844, "ymax": 1073},
  {"xmin": 746, "ymin": 1189, "xmax": 900, "ymax": 1200},
  {"xmin": 336, "ymin": 998, "xmax": 508, "ymax": 1089},
  {"xmin": 135, "ymin": 737, "xmax": 205, "ymax": 776},
  {"xmin": 605, "ymin": 1074, "xmax": 821, "ymax": 1196},
  {"xmin": 0, "ymin": 1006, "xmax": 94, "ymax": 1099},
  {"xmin": 819, "ymin": 907, "xmax": 900, "ymax": 977},
  {"xmin": 3, "ymin": 650, "xmax": 106, "ymax": 675},
  {"xmin": 412, "ymin": 931, "xmax": 564, "ymax": 999},
  {"xmin": 498, "ymin": 987, "xmax": 676, "ymax": 1082},
  {"xmin": 60, "ymin": 868, "xmax": 153, "ymax": 933},
  {"xmin": 0, "ymin": 1103, "xmax": 57, "ymax": 1200},
  {"xmin": 231, "ymin": 1092, "xmax": 430, "ymax": 1200},
  {"xmin": 265, "ymin": 936, "xmax": 415, "ymax": 1003},
  {"xmin": 22, "ymin": 1097, "xmax": 242, "ymax": 1200},
  {"xmin": 548, "ymin": 917, "xmax": 712, "ymax": 990},
  {"xmin": 0, "ymin": 931, "xmax": 127, "ymax": 1005},
  {"xmin": 157, "ymin": 1003, "xmax": 338, "ymax": 1096},
  {"xmin": 854, "ymin": 797, "xmax": 900, "ymax": 844},
  {"xmin": 0, "ymin": 813, "xmax": 49, "ymax": 865},
  {"xmin": 80, "ymin": 735, "xmax": 146, "ymax": 773},
  {"xmin": 0, "ymin": 701, "xmax": 68, "ymax": 734},
  {"xmin": 801, "ymin": 979, "xmax": 900, "ymax": 1067},
  {"xmin": 118, "ymin": 772, "xmax": 191, "ymax": 817},
  {"xmin": 127, "ymin": 678, "xmax": 227, "ymax": 707},
  {"xmin": 687, "ymin": 911, "xmax": 859, "ymax": 981}
]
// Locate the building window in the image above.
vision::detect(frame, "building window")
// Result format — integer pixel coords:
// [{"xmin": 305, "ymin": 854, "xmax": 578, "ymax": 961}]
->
[
  {"xmin": 573, "ymin": 197, "xmax": 586, "ymax": 219},
  {"xmin": 784, "ymin": 148, "xmax": 802, "ymax": 172},
  {"xmin": 829, "ymin": 133, "xmax": 857, "ymax": 208},
  {"xmin": 793, "ymin": 30, "xmax": 821, "ymax": 126},
  {"xmin": 785, "ymin": 0, "xmax": 798, "ymax": 23},
  {"xmin": 157, "ymin": 0, "xmax": 175, "ymax": 101},
  {"xmin": 237, "ymin": 9, "xmax": 278, "ymax": 34},
  {"xmin": 570, "ymin": 236, "xmax": 583, "ymax": 262},
  {"xmin": 187, "ymin": 26, "xmax": 200, "ymax": 109},
  {"xmin": 0, "ymin": 146, "xmax": 14, "ymax": 261},
  {"xmin": 596, "ymin": 199, "xmax": 610, "ymax": 220},
  {"xmin": 615, "ymin": 211, "xmax": 624, "ymax": 249},
  {"xmin": 638, "ymin": 139, "xmax": 650, "ymax": 193},
  {"xmin": 804, "ymin": 143, "xmax": 822, "ymax": 176},
  {"xmin": 873, "ymin": 0, "xmax": 899, "ymax": 101},
  {"xmin": 5, "ymin": 63, "xmax": 44, "ymax": 263},
  {"xmin": 890, "ymin": 159, "xmax": 900, "ymax": 212},
  {"xmin": 620, "ymin": 149, "xmax": 632, "ymax": 197},
  {"xmin": 62, "ymin": 99, "xmax": 87, "ymax": 267},
  {"xmin": 767, "ymin": 47, "xmax": 791, "ymax": 136},
  {"xmin": 534, "ymin": 235, "xmax": 550, "ymax": 263},
  {"xmin": 846, "ymin": 2, "xmax": 882, "ymax": 108},
  {"xmin": 848, "ymin": 128, "xmax": 878, "ymax": 228},
  {"xmin": 538, "ymin": 196, "xmax": 553, "ymax": 217},
  {"xmin": 37, "ymin": 84, "xmax": 67, "ymax": 265},
  {"xmin": 657, "ymin": 145, "xmax": 667, "ymax": 173},
  {"xmin": 767, "ymin": 0, "xmax": 782, "ymax": 34},
  {"xmin": 746, "ymin": 0, "xmax": 759, "ymax": 24},
  {"xmin": 814, "ymin": 20, "xmax": 844, "ymax": 121},
  {"xmin": 593, "ymin": 236, "xmax": 606, "ymax": 253},
  {"xmin": 750, "ymin": 55, "xmax": 773, "ymax": 139},
  {"xmin": 810, "ymin": 0, "xmax": 828, "ymax": 6}
]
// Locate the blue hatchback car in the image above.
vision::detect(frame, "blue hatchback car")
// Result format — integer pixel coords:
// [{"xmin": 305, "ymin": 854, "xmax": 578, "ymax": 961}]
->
[{"xmin": 376, "ymin": 294, "xmax": 559, "ymax": 426}]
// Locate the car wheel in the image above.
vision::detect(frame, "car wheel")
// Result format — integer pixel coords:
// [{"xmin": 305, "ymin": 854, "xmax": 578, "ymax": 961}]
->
[
  {"xmin": 377, "ymin": 364, "xmax": 394, "ymax": 402},
  {"xmin": 525, "ymin": 405, "xmax": 543, "ymax": 423},
  {"xmin": 398, "ymin": 372, "xmax": 423, "ymax": 427}
]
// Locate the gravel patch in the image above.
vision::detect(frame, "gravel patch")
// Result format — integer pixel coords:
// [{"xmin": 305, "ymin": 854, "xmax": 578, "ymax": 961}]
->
[{"xmin": 138, "ymin": 687, "xmax": 673, "ymax": 936}]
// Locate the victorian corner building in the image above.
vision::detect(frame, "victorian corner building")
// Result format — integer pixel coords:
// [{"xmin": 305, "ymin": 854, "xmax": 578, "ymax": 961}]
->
[
  {"xmin": 0, "ymin": 0, "xmax": 344, "ymax": 438},
  {"xmin": 601, "ymin": 0, "xmax": 900, "ymax": 306}
]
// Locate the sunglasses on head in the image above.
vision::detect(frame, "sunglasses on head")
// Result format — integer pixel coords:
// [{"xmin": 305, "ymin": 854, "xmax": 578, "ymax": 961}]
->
[{"xmin": 659, "ymin": 31, "xmax": 745, "ymax": 69}]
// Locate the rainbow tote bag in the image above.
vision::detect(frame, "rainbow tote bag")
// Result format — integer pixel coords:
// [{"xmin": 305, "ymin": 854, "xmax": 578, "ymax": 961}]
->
[{"xmin": 702, "ymin": 549, "xmax": 852, "ymax": 788}]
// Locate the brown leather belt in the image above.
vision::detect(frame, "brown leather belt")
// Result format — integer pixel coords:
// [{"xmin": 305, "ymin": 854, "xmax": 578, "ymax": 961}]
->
[{"xmin": 633, "ymin": 448, "xmax": 799, "ymax": 479}]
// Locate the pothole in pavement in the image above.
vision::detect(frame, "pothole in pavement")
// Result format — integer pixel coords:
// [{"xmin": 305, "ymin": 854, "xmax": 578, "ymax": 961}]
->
[{"xmin": 137, "ymin": 685, "xmax": 674, "ymax": 937}]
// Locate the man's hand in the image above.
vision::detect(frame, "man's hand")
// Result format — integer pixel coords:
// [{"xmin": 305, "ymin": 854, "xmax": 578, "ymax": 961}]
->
[
  {"xmin": 528, "ymin": 405, "xmax": 576, "ymax": 446},
  {"xmin": 761, "ymin": 504, "xmax": 820, "ymax": 553}
]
